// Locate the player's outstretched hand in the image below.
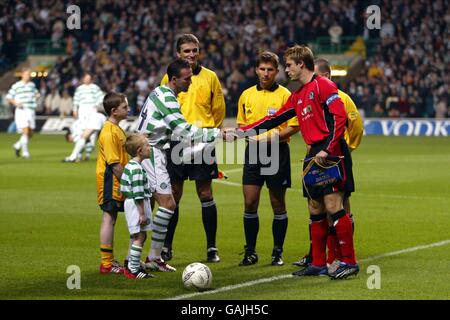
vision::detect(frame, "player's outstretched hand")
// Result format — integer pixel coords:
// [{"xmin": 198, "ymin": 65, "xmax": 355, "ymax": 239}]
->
[
  {"xmin": 139, "ymin": 215, "xmax": 150, "ymax": 226},
  {"xmin": 221, "ymin": 128, "xmax": 238, "ymax": 142}
]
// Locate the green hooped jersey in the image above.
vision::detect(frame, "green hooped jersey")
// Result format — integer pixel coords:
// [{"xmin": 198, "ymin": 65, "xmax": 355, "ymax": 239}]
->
[
  {"xmin": 6, "ymin": 80, "xmax": 39, "ymax": 109},
  {"xmin": 120, "ymin": 160, "xmax": 151, "ymax": 200},
  {"xmin": 137, "ymin": 85, "xmax": 220, "ymax": 149}
]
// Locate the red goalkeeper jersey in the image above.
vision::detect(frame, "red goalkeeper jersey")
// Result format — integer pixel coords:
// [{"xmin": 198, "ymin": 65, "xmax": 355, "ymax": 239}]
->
[{"xmin": 239, "ymin": 74, "xmax": 347, "ymax": 155}]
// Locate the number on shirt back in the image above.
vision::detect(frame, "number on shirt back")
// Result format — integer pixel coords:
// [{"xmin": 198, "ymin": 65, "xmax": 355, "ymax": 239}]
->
[{"xmin": 138, "ymin": 104, "xmax": 148, "ymax": 131}]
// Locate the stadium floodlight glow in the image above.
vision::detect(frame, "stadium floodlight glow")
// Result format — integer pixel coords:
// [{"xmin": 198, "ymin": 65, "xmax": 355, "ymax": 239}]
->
[
  {"xmin": 31, "ymin": 72, "xmax": 37, "ymax": 77},
  {"xmin": 331, "ymin": 69, "xmax": 348, "ymax": 77}
]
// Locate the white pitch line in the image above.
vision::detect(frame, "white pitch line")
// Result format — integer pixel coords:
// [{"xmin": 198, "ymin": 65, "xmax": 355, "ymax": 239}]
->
[
  {"xmin": 214, "ymin": 180, "xmax": 242, "ymax": 187},
  {"xmin": 361, "ymin": 239, "xmax": 450, "ymax": 263},
  {"xmin": 167, "ymin": 239, "xmax": 450, "ymax": 300},
  {"xmin": 213, "ymin": 179, "xmax": 449, "ymax": 202}
]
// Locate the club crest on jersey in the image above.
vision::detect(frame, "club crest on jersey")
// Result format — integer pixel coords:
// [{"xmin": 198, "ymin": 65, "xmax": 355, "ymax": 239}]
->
[
  {"xmin": 267, "ymin": 108, "xmax": 277, "ymax": 116},
  {"xmin": 309, "ymin": 91, "xmax": 314, "ymax": 100},
  {"xmin": 297, "ymin": 99, "xmax": 303, "ymax": 105}
]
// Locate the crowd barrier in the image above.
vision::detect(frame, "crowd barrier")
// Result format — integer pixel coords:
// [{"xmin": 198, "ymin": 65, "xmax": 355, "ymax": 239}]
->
[{"xmin": 0, "ymin": 117, "xmax": 449, "ymax": 136}]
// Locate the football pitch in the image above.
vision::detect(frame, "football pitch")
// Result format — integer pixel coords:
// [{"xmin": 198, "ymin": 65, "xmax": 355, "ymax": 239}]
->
[{"xmin": 0, "ymin": 133, "xmax": 449, "ymax": 300}]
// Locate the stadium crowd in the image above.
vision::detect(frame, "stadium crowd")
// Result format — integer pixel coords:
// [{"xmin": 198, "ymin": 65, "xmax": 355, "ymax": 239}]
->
[
  {"xmin": 343, "ymin": 0, "xmax": 449, "ymax": 118},
  {"xmin": 0, "ymin": 0, "xmax": 448, "ymax": 118}
]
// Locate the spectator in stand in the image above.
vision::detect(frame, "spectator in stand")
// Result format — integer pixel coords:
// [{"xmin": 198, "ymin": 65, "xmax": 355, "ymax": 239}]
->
[
  {"xmin": 59, "ymin": 89, "xmax": 73, "ymax": 117},
  {"xmin": 44, "ymin": 87, "xmax": 61, "ymax": 115},
  {"xmin": 1, "ymin": 0, "xmax": 447, "ymax": 119}
]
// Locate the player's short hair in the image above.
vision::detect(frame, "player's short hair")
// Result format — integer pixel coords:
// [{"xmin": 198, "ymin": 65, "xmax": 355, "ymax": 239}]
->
[
  {"xmin": 255, "ymin": 51, "xmax": 279, "ymax": 69},
  {"xmin": 176, "ymin": 34, "xmax": 200, "ymax": 52},
  {"xmin": 167, "ymin": 58, "xmax": 191, "ymax": 80},
  {"xmin": 125, "ymin": 133, "xmax": 146, "ymax": 157},
  {"xmin": 314, "ymin": 58, "xmax": 331, "ymax": 75},
  {"xmin": 284, "ymin": 45, "xmax": 315, "ymax": 71},
  {"xmin": 103, "ymin": 92, "xmax": 127, "ymax": 116}
]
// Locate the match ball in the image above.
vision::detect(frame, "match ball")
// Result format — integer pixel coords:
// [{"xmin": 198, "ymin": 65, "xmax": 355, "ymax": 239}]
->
[{"xmin": 182, "ymin": 262, "xmax": 212, "ymax": 290}]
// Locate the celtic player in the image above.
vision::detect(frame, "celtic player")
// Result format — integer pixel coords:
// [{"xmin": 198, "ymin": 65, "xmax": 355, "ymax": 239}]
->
[
  {"xmin": 7, "ymin": 68, "xmax": 39, "ymax": 159},
  {"xmin": 138, "ymin": 59, "xmax": 225, "ymax": 272}
]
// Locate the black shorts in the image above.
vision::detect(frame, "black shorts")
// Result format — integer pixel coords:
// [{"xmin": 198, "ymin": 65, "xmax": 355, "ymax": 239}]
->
[
  {"xmin": 243, "ymin": 141, "xmax": 291, "ymax": 189},
  {"xmin": 100, "ymin": 199, "xmax": 124, "ymax": 213},
  {"xmin": 302, "ymin": 139, "xmax": 354, "ymax": 199},
  {"xmin": 166, "ymin": 141, "xmax": 219, "ymax": 181}
]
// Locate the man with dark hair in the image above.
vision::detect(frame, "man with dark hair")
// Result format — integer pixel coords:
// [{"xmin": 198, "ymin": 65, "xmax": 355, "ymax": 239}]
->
[
  {"xmin": 294, "ymin": 58, "xmax": 363, "ymax": 273},
  {"xmin": 231, "ymin": 45, "xmax": 359, "ymax": 279},
  {"xmin": 96, "ymin": 92, "xmax": 130, "ymax": 274},
  {"xmin": 160, "ymin": 34, "xmax": 226, "ymax": 263},
  {"xmin": 139, "ymin": 58, "xmax": 226, "ymax": 271},
  {"xmin": 237, "ymin": 51, "xmax": 299, "ymax": 266}
]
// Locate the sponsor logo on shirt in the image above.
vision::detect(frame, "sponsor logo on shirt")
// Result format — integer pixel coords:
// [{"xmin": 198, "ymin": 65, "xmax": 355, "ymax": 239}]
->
[
  {"xmin": 301, "ymin": 104, "xmax": 314, "ymax": 121},
  {"xmin": 301, "ymin": 105, "xmax": 312, "ymax": 116}
]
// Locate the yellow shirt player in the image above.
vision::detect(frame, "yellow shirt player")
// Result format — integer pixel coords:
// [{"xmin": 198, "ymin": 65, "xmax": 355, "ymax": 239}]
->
[
  {"xmin": 237, "ymin": 83, "xmax": 299, "ymax": 141},
  {"xmin": 338, "ymin": 89, "xmax": 363, "ymax": 151},
  {"xmin": 96, "ymin": 121, "xmax": 128, "ymax": 207},
  {"xmin": 236, "ymin": 51, "xmax": 299, "ymax": 267},
  {"xmin": 96, "ymin": 92, "xmax": 130, "ymax": 275},
  {"xmin": 161, "ymin": 65, "xmax": 225, "ymax": 128},
  {"xmin": 159, "ymin": 34, "xmax": 226, "ymax": 263}
]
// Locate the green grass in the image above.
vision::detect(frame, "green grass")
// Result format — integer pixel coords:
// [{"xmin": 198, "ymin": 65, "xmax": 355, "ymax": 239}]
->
[{"xmin": 0, "ymin": 133, "xmax": 449, "ymax": 300}]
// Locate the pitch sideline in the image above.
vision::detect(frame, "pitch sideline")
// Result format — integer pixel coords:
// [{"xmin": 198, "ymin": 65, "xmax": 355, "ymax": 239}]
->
[{"xmin": 167, "ymin": 239, "xmax": 450, "ymax": 300}]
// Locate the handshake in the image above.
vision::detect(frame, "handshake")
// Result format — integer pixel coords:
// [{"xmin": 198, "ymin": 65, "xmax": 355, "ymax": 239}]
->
[{"xmin": 219, "ymin": 127, "xmax": 241, "ymax": 142}]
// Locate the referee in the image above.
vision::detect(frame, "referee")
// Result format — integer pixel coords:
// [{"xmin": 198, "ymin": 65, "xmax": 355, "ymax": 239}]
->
[
  {"xmin": 7, "ymin": 68, "xmax": 39, "ymax": 159},
  {"xmin": 237, "ymin": 51, "xmax": 299, "ymax": 266},
  {"xmin": 160, "ymin": 34, "xmax": 226, "ymax": 262}
]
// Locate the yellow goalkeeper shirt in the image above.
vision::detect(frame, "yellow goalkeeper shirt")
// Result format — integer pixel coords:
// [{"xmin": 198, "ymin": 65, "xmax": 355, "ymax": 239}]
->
[
  {"xmin": 161, "ymin": 64, "xmax": 225, "ymax": 128},
  {"xmin": 338, "ymin": 89, "xmax": 363, "ymax": 151},
  {"xmin": 237, "ymin": 83, "xmax": 298, "ymax": 142}
]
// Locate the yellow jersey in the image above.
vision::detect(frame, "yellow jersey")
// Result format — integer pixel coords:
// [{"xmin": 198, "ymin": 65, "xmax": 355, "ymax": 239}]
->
[
  {"xmin": 237, "ymin": 83, "xmax": 298, "ymax": 142},
  {"xmin": 161, "ymin": 64, "xmax": 225, "ymax": 128},
  {"xmin": 96, "ymin": 121, "xmax": 129, "ymax": 205},
  {"xmin": 338, "ymin": 89, "xmax": 363, "ymax": 151}
]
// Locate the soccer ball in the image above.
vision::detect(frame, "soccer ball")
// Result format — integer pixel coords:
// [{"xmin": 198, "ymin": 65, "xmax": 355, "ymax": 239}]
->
[{"xmin": 182, "ymin": 262, "xmax": 212, "ymax": 290}]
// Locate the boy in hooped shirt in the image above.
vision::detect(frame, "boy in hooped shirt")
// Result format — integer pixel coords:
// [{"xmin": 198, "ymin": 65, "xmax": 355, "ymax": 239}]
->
[{"xmin": 120, "ymin": 133, "xmax": 154, "ymax": 279}]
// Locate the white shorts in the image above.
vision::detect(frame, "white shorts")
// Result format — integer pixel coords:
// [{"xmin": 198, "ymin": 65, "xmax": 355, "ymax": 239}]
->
[
  {"xmin": 70, "ymin": 119, "xmax": 84, "ymax": 143},
  {"xmin": 79, "ymin": 111, "xmax": 106, "ymax": 131},
  {"xmin": 124, "ymin": 198, "xmax": 153, "ymax": 235},
  {"xmin": 141, "ymin": 147, "xmax": 172, "ymax": 195},
  {"xmin": 15, "ymin": 107, "xmax": 35, "ymax": 131}
]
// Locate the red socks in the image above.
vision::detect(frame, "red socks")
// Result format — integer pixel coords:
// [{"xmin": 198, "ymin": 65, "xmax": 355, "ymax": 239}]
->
[
  {"xmin": 332, "ymin": 210, "xmax": 357, "ymax": 265},
  {"xmin": 326, "ymin": 227, "xmax": 342, "ymax": 264},
  {"xmin": 310, "ymin": 214, "xmax": 328, "ymax": 267}
]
